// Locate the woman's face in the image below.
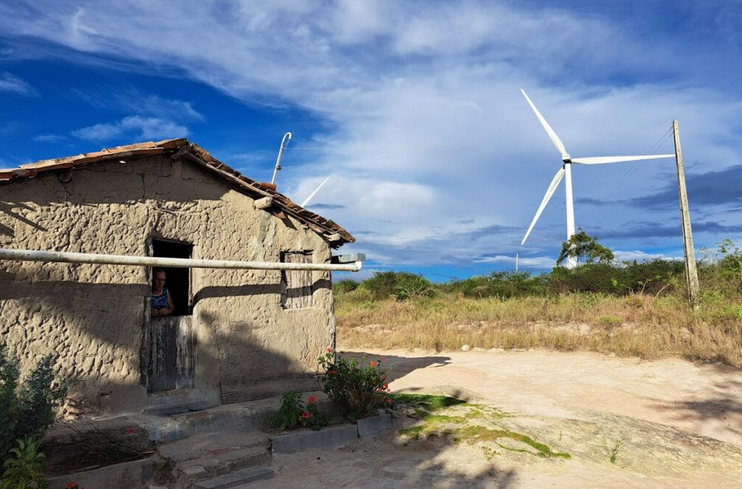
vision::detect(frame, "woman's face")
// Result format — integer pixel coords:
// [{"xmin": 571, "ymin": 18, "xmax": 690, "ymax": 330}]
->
[{"xmin": 154, "ymin": 272, "xmax": 166, "ymax": 289}]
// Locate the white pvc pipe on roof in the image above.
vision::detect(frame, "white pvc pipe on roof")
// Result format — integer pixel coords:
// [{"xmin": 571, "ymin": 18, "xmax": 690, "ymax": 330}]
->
[{"xmin": 0, "ymin": 248, "xmax": 362, "ymax": 272}]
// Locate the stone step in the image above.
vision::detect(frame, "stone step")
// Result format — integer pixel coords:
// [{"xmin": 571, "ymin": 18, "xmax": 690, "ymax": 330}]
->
[
  {"xmin": 159, "ymin": 432, "xmax": 269, "ymax": 463},
  {"xmin": 176, "ymin": 446, "xmax": 271, "ymax": 486},
  {"xmin": 192, "ymin": 467, "xmax": 275, "ymax": 489}
]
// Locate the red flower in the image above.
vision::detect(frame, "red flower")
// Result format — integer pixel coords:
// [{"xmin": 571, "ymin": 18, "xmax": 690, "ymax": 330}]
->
[
  {"xmin": 66, "ymin": 483, "xmax": 77, "ymax": 489},
  {"xmin": 385, "ymin": 398, "xmax": 393, "ymax": 404},
  {"xmin": 126, "ymin": 427, "xmax": 135, "ymax": 435},
  {"xmin": 307, "ymin": 396, "xmax": 317, "ymax": 404},
  {"xmin": 383, "ymin": 383, "xmax": 389, "ymax": 390},
  {"xmin": 370, "ymin": 361, "xmax": 378, "ymax": 367},
  {"xmin": 301, "ymin": 412, "xmax": 311, "ymax": 420},
  {"xmin": 327, "ymin": 348, "xmax": 334, "ymax": 353}
]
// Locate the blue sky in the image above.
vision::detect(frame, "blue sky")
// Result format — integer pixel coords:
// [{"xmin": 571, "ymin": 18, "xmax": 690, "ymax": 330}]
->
[{"xmin": 1, "ymin": 1, "xmax": 741, "ymax": 282}]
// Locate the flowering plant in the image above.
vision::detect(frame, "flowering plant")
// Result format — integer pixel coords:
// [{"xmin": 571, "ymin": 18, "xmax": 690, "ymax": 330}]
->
[
  {"xmin": 317, "ymin": 350, "xmax": 392, "ymax": 422},
  {"xmin": 268, "ymin": 391, "xmax": 329, "ymax": 432}
]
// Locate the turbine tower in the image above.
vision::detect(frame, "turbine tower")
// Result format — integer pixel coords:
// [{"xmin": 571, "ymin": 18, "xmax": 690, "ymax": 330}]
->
[{"xmin": 520, "ymin": 89, "xmax": 674, "ymax": 268}]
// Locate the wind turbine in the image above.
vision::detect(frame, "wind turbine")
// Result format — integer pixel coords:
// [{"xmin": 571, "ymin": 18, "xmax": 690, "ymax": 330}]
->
[
  {"xmin": 300, "ymin": 176, "xmax": 330, "ymax": 207},
  {"xmin": 519, "ymin": 89, "xmax": 674, "ymax": 268}
]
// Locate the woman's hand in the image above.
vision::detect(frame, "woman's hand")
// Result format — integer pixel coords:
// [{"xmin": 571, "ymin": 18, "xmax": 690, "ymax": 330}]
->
[{"xmin": 151, "ymin": 309, "xmax": 159, "ymax": 318}]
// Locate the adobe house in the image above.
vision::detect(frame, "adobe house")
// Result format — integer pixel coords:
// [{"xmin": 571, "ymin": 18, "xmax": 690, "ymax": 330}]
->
[{"xmin": 0, "ymin": 139, "xmax": 357, "ymax": 416}]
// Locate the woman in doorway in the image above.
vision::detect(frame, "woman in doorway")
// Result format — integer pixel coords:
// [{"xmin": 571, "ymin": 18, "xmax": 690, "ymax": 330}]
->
[{"xmin": 151, "ymin": 269, "xmax": 175, "ymax": 317}]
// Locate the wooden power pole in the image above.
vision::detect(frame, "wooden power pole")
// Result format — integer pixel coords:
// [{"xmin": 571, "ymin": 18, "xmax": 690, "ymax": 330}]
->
[{"xmin": 672, "ymin": 120, "xmax": 700, "ymax": 306}]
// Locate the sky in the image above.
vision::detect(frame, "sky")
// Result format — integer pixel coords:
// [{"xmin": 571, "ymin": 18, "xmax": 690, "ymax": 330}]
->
[{"xmin": 0, "ymin": 0, "xmax": 741, "ymax": 282}]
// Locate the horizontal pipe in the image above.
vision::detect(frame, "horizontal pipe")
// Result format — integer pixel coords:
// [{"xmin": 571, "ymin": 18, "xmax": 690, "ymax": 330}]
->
[{"xmin": 0, "ymin": 248, "xmax": 363, "ymax": 272}]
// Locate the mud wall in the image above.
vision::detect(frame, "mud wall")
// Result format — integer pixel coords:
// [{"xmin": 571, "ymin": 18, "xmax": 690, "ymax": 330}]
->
[{"xmin": 0, "ymin": 155, "xmax": 335, "ymax": 415}]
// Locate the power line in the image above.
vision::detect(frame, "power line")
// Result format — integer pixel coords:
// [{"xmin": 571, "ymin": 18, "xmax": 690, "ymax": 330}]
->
[{"xmin": 575, "ymin": 128, "xmax": 674, "ymax": 225}]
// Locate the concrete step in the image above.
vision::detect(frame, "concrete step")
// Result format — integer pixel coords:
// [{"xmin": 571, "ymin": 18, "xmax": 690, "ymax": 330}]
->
[
  {"xmin": 176, "ymin": 446, "xmax": 271, "ymax": 486},
  {"xmin": 192, "ymin": 467, "xmax": 274, "ymax": 489},
  {"xmin": 158, "ymin": 432, "xmax": 269, "ymax": 463}
]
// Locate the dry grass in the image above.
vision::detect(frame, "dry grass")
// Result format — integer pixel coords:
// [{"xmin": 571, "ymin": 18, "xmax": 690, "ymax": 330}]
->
[{"xmin": 336, "ymin": 293, "xmax": 742, "ymax": 367}]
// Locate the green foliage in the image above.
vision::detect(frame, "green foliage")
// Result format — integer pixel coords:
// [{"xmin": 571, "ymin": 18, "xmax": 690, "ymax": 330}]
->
[
  {"xmin": 268, "ymin": 391, "xmax": 302, "ymax": 431},
  {"xmin": 391, "ymin": 393, "xmax": 466, "ymax": 411},
  {"xmin": 333, "ymin": 279, "xmax": 360, "ymax": 295},
  {"xmin": 0, "ymin": 345, "xmax": 67, "ymax": 465},
  {"xmin": 1, "ymin": 436, "xmax": 49, "ymax": 489},
  {"xmin": 358, "ymin": 271, "xmax": 434, "ymax": 301},
  {"xmin": 305, "ymin": 401, "xmax": 330, "ymax": 431},
  {"xmin": 317, "ymin": 351, "xmax": 392, "ymax": 421},
  {"xmin": 443, "ymin": 271, "xmax": 548, "ymax": 299},
  {"xmin": 557, "ymin": 230, "xmax": 614, "ymax": 266},
  {"xmin": 268, "ymin": 391, "xmax": 329, "ymax": 431},
  {"xmin": 0, "ymin": 344, "xmax": 20, "ymax": 462}
]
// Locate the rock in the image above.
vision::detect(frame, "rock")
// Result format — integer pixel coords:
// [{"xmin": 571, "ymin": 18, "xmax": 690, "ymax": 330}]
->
[{"xmin": 461, "ymin": 344, "xmax": 471, "ymax": 352}]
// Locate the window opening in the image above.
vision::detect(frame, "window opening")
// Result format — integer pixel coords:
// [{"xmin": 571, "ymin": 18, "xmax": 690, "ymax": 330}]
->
[
  {"xmin": 151, "ymin": 239, "xmax": 193, "ymax": 316},
  {"xmin": 281, "ymin": 251, "xmax": 314, "ymax": 309}
]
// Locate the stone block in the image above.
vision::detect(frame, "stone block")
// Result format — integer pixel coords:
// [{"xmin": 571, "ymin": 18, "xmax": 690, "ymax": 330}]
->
[
  {"xmin": 357, "ymin": 413, "xmax": 393, "ymax": 437},
  {"xmin": 270, "ymin": 424, "xmax": 358, "ymax": 454}
]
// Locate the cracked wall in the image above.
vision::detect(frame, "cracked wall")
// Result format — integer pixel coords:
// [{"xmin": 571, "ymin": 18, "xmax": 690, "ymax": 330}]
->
[{"xmin": 0, "ymin": 155, "xmax": 336, "ymax": 416}]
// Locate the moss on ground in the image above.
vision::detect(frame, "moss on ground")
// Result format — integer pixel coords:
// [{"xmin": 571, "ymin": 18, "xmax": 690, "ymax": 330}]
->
[{"xmin": 395, "ymin": 393, "xmax": 570, "ymax": 460}]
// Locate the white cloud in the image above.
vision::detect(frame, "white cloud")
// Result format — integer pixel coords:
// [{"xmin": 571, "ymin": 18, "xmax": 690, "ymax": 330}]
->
[
  {"xmin": 476, "ymin": 255, "xmax": 555, "ymax": 270},
  {"xmin": 612, "ymin": 250, "xmax": 681, "ymax": 263},
  {"xmin": 0, "ymin": 72, "xmax": 38, "ymax": 96},
  {"xmin": 72, "ymin": 116, "xmax": 188, "ymax": 142},
  {"xmin": 33, "ymin": 134, "xmax": 67, "ymax": 142},
  {"xmin": 74, "ymin": 88, "xmax": 204, "ymax": 122},
  {"xmin": 1, "ymin": 1, "xmax": 740, "ymax": 269}
]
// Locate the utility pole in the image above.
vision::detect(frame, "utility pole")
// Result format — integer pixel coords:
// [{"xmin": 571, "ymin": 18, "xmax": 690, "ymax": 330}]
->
[{"xmin": 672, "ymin": 120, "xmax": 700, "ymax": 307}]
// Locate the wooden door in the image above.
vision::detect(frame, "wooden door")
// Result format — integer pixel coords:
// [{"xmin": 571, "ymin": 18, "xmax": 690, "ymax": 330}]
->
[
  {"xmin": 281, "ymin": 253, "xmax": 314, "ymax": 309},
  {"xmin": 150, "ymin": 316, "xmax": 194, "ymax": 391}
]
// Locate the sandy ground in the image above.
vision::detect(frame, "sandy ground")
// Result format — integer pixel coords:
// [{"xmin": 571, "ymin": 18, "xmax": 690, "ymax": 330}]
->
[{"xmin": 262, "ymin": 349, "xmax": 742, "ymax": 488}]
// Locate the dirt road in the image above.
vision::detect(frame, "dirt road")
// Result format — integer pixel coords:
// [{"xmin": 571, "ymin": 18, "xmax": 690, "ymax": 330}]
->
[{"xmin": 264, "ymin": 349, "xmax": 742, "ymax": 488}]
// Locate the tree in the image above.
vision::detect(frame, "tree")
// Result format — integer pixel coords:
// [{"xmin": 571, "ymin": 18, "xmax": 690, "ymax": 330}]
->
[{"xmin": 556, "ymin": 229, "xmax": 614, "ymax": 266}]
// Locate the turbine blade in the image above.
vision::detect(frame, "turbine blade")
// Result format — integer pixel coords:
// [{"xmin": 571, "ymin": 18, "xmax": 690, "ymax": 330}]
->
[
  {"xmin": 521, "ymin": 89, "xmax": 568, "ymax": 157},
  {"xmin": 571, "ymin": 154, "xmax": 675, "ymax": 165},
  {"xmin": 300, "ymin": 176, "xmax": 330, "ymax": 207},
  {"xmin": 521, "ymin": 167, "xmax": 566, "ymax": 246}
]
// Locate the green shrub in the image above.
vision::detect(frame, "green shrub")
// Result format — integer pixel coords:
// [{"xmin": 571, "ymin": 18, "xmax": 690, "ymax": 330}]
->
[
  {"xmin": 1, "ymin": 436, "xmax": 48, "ymax": 489},
  {"xmin": 317, "ymin": 350, "xmax": 392, "ymax": 421},
  {"xmin": 359, "ymin": 271, "xmax": 434, "ymax": 301},
  {"xmin": 444, "ymin": 271, "xmax": 547, "ymax": 298},
  {"xmin": 0, "ymin": 344, "xmax": 67, "ymax": 463},
  {"xmin": 333, "ymin": 279, "xmax": 360, "ymax": 295}
]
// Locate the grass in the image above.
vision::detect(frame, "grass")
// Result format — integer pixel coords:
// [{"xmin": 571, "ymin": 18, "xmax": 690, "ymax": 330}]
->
[
  {"xmin": 337, "ymin": 292, "xmax": 742, "ymax": 367},
  {"xmin": 394, "ymin": 393, "xmax": 570, "ymax": 459}
]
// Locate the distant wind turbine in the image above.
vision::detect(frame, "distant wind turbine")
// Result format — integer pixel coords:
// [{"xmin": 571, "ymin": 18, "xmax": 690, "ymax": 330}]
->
[
  {"xmin": 300, "ymin": 176, "xmax": 330, "ymax": 207},
  {"xmin": 519, "ymin": 89, "xmax": 674, "ymax": 268}
]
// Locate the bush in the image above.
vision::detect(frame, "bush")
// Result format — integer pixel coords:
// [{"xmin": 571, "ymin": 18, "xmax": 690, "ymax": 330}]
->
[
  {"xmin": 444, "ymin": 271, "xmax": 547, "ymax": 298},
  {"xmin": 359, "ymin": 272, "xmax": 434, "ymax": 301},
  {"xmin": 333, "ymin": 279, "xmax": 360, "ymax": 295},
  {"xmin": 317, "ymin": 350, "xmax": 391, "ymax": 421},
  {"xmin": 0, "ymin": 344, "xmax": 67, "ymax": 463}
]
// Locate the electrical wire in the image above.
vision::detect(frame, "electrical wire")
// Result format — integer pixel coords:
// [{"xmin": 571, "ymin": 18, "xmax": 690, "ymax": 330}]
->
[{"xmin": 575, "ymin": 127, "xmax": 674, "ymax": 226}]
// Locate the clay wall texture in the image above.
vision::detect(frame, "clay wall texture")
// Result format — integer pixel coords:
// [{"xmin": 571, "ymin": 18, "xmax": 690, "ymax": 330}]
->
[{"xmin": 0, "ymin": 155, "xmax": 336, "ymax": 415}]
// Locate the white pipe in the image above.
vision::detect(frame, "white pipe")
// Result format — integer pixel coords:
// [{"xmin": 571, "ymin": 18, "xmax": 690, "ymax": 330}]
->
[
  {"xmin": 271, "ymin": 132, "xmax": 292, "ymax": 185},
  {"xmin": 0, "ymin": 248, "xmax": 363, "ymax": 272}
]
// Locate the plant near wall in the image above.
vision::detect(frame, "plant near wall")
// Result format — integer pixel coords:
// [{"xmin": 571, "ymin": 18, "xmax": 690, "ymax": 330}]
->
[
  {"xmin": 317, "ymin": 349, "xmax": 392, "ymax": 422},
  {"xmin": 268, "ymin": 392, "xmax": 329, "ymax": 432},
  {"xmin": 0, "ymin": 344, "xmax": 67, "ymax": 464},
  {"xmin": 1, "ymin": 436, "xmax": 49, "ymax": 489}
]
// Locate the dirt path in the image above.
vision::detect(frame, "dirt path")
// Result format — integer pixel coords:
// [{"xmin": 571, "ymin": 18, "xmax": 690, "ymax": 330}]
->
[{"xmin": 263, "ymin": 349, "xmax": 742, "ymax": 488}]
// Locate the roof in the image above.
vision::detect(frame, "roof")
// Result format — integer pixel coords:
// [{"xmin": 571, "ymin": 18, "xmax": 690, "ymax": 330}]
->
[{"xmin": 0, "ymin": 139, "xmax": 354, "ymax": 246}]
